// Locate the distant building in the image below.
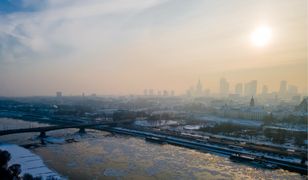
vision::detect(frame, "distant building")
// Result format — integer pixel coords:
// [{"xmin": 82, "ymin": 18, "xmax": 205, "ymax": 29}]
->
[
  {"xmin": 295, "ymin": 97, "xmax": 308, "ymax": 113},
  {"xmin": 279, "ymin": 80, "xmax": 287, "ymax": 96},
  {"xmin": 220, "ymin": 78, "xmax": 229, "ymax": 97},
  {"xmin": 195, "ymin": 79, "xmax": 203, "ymax": 96},
  {"xmin": 250, "ymin": 96, "xmax": 255, "ymax": 107},
  {"xmin": 292, "ymin": 95, "xmax": 301, "ymax": 104},
  {"xmin": 187, "ymin": 79, "xmax": 205, "ymax": 97},
  {"xmin": 216, "ymin": 102, "xmax": 268, "ymax": 121},
  {"xmin": 56, "ymin": 91, "xmax": 62, "ymax": 98},
  {"xmin": 244, "ymin": 80, "xmax": 257, "ymax": 97},
  {"xmin": 235, "ymin": 83, "xmax": 243, "ymax": 96}
]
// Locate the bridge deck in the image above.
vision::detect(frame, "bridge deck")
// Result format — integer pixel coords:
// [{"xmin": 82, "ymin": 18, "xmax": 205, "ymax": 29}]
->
[{"xmin": 0, "ymin": 120, "xmax": 131, "ymax": 136}]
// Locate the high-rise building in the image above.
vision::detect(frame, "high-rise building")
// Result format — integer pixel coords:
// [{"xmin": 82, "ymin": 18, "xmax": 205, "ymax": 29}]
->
[
  {"xmin": 244, "ymin": 80, "xmax": 257, "ymax": 97},
  {"xmin": 262, "ymin": 85, "xmax": 268, "ymax": 95},
  {"xmin": 279, "ymin": 80, "xmax": 287, "ymax": 96},
  {"xmin": 220, "ymin": 78, "xmax": 229, "ymax": 97},
  {"xmin": 195, "ymin": 79, "xmax": 203, "ymax": 96},
  {"xmin": 56, "ymin": 91, "xmax": 62, "ymax": 98},
  {"xmin": 235, "ymin": 83, "xmax": 243, "ymax": 96}
]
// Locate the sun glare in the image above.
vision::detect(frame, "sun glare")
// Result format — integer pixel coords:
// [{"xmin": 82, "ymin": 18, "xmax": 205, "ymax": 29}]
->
[{"xmin": 251, "ymin": 26, "xmax": 272, "ymax": 47}]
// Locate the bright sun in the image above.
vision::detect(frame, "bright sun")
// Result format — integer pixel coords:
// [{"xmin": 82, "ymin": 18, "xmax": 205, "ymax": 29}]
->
[{"xmin": 251, "ymin": 26, "xmax": 272, "ymax": 47}]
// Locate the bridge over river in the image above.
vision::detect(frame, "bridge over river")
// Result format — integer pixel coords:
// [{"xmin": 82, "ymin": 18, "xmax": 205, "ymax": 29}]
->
[{"xmin": 0, "ymin": 120, "xmax": 131, "ymax": 137}]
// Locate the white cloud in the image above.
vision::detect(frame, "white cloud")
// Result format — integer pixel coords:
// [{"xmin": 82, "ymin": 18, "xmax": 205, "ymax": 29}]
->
[{"xmin": 0, "ymin": 0, "xmax": 169, "ymax": 63}]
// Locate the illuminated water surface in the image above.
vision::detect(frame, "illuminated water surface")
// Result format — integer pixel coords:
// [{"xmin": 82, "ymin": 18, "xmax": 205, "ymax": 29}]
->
[{"xmin": 0, "ymin": 118, "xmax": 305, "ymax": 179}]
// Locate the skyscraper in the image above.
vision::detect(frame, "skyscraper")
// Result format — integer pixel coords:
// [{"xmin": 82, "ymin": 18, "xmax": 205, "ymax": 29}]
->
[
  {"xmin": 244, "ymin": 80, "xmax": 257, "ymax": 97},
  {"xmin": 220, "ymin": 78, "xmax": 229, "ymax": 97},
  {"xmin": 279, "ymin": 80, "xmax": 287, "ymax": 96},
  {"xmin": 195, "ymin": 79, "xmax": 203, "ymax": 96},
  {"xmin": 235, "ymin": 83, "xmax": 243, "ymax": 96}
]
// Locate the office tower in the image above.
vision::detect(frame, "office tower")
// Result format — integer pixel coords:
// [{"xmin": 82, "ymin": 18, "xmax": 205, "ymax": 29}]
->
[
  {"xmin": 220, "ymin": 78, "xmax": 229, "ymax": 97},
  {"xmin": 195, "ymin": 79, "xmax": 203, "ymax": 96},
  {"xmin": 279, "ymin": 80, "xmax": 287, "ymax": 96},
  {"xmin": 244, "ymin": 80, "xmax": 257, "ymax": 97},
  {"xmin": 235, "ymin": 83, "xmax": 243, "ymax": 96}
]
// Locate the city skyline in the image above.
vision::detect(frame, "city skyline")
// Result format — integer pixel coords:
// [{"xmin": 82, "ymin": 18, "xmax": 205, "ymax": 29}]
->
[
  {"xmin": 185, "ymin": 78, "xmax": 304, "ymax": 97},
  {"xmin": 0, "ymin": 1, "xmax": 307, "ymax": 179},
  {"xmin": 51, "ymin": 77, "xmax": 304, "ymax": 97}
]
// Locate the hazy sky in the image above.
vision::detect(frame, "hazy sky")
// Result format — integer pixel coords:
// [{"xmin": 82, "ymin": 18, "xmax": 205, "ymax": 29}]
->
[{"xmin": 0, "ymin": 0, "xmax": 307, "ymax": 96}]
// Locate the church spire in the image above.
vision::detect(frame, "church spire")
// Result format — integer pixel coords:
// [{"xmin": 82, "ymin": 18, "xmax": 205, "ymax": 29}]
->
[{"xmin": 250, "ymin": 96, "xmax": 255, "ymax": 107}]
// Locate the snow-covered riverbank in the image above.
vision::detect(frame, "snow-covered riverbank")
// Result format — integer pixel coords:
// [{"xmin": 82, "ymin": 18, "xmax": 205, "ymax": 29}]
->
[{"xmin": 0, "ymin": 143, "xmax": 64, "ymax": 179}]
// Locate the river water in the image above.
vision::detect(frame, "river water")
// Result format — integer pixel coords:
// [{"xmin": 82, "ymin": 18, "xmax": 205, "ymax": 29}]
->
[{"xmin": 0, "ymin": 118, "xmax": 306, "ymax": 180}]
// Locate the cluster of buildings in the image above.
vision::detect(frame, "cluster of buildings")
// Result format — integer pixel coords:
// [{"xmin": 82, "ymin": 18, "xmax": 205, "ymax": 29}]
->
[
  {"xmin": 51, "ymin": 78, "xmax": 306, "ymax": 123},
  {"xmin": 56, "ymin": 92, "xmax": 97, "ymax": 98},
  {"xmin": 186, "ymin": 79, "xmax": 211, "ymax": 97},
  {"xmin": 187, "ymin": 78, "xmax": 302, "ymax": 102},
  {"xmin": 214, "ymin": 97, "xmax": 270, "ymax": 121},
  {"xmin": 143, "ymin": 89, "xmax": 175, "ymax": 97},
  {"xmin": 183, "ymin": 78, "xmax": 307, "ymax": 121}
]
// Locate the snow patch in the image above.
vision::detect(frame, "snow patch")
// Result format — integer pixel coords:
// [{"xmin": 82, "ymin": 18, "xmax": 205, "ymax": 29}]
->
[{"xmin": 0, "ymin": 143, "xmax": 64, "ymax": 179}]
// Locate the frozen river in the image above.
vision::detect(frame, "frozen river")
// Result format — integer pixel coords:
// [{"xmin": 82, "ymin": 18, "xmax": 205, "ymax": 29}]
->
[{"xmin": 0, "ymin": 118, "xmax": 306, "ymax": 179}]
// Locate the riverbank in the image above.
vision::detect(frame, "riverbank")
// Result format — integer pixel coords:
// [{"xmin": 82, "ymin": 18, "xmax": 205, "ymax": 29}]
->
[
  {"xmin": 0, "ymin": 117, "xmax": 306, "ymax": 179},
  {"xmin": 0, "ymin": 143, "xmax": 64, "ymax": 179}
]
